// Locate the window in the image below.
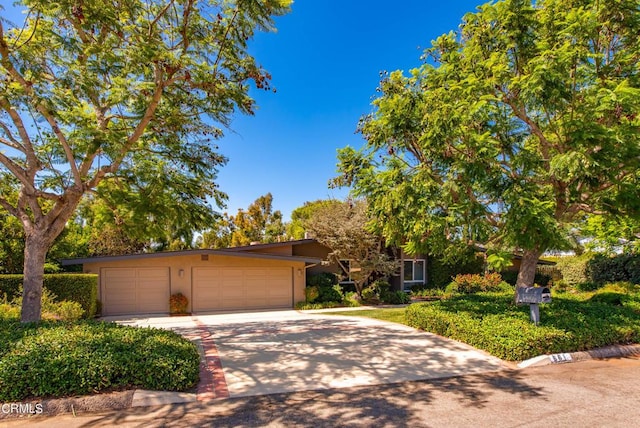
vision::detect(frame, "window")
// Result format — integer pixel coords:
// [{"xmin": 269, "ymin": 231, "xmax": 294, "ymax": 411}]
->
[{"xmin": 403, "ymin": 260, "xmax": 425, "ymax": 291}]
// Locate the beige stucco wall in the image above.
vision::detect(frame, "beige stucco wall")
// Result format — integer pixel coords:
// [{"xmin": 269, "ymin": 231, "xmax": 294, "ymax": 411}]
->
[{"xmin": 84, "ymin": 253, "xmax": 307, "ymax": 313}]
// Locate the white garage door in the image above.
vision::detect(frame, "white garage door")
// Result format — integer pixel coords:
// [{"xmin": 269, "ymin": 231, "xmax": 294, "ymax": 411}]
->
[
  {"xmin": 192, "ymin": 267, "xmax": 292, "ymax": 313},
  {"xmin": 101, "ymin": 267, "xmax": 170, "ymax": 316}
]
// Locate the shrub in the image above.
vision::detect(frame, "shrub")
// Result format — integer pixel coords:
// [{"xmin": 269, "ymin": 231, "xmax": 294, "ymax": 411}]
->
[
  {"xmin": 317, "ymin": 284, "xmax": 343, "ymax": 303},
  {"xmin": 555, "ymin": 255, "xmax": 591, "ymax": 287},
  {"xmin": 445, "ymin": 273, "xmax": 504, "ymax": 294},
  {"xmin": 305, "ymin": 286, "xmax": 320, "ymax": 303},
  {"xmin": 0, "ymin": 320, "xmax": 200, "ymax": 401},
  {"xmin": 384, "ymin": 291, "xmax": 410, "ymax": 305},
  {"xmin": 499, "ymin": 270, "xmax": 553, "ymax": 287},
  {"xmin": 0, "ymin": 274, "xmax": 98, "ymax": 318},
  {"xmin": 51, "ymin": 301, "xmax": 85, "ymax": 321},
  {"xmin": 587, "ymin": 253, "xmax": 640, "ymax": 286},
  {"xmin": 404, "ymin": 290, "xmax": 640, "ymax": 361},
  {"xmin": 306, "ymin": 272, "xmax": 338, "ymax": 288},
  {"xmin": 427, "ymin": 252, "xmax": 484, "ymax": 288},
  {"xmin": 169, "ymin": 293, "xmax": 189, "ymax": 314}
]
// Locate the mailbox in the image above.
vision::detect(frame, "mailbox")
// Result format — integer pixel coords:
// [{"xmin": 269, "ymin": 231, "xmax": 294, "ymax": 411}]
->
[
  {"xmin": 516, "ymin": 286, "xmax": 551, "ymax": 325},
  {"xmin": 516, "ymin": 287, "xmax": 551, "ymax": 304}
]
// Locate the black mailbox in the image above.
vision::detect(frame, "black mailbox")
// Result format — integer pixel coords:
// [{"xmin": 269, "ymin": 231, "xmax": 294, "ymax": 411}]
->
[{"xmin": 516, "ymin": 287, "xmax": 551, "ymax": 304}]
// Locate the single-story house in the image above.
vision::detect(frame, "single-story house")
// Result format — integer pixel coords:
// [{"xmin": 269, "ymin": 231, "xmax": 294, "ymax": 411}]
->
[
  {"xmin": 62, "ymin": 238, "xmax": 556, "ymax": 316},
  {"xmin": 61, "ymin": 240, "xmax": 323, "ymax": 316}
]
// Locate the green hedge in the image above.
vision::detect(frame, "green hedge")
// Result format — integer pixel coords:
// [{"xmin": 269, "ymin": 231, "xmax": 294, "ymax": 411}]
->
[
  {"xmin": 0, "ymin": 274, "xmax": 98, "ymax": 318},
  {"xmin": 0, "ymin": 320, "xmax": 199, "ymax": 401},
  {"xmin": 555, "ymin": 255, "xmax": 591, "ymax": 286},
  {"xmin": 405, "ymin": 291, "xmax": 640, "ymax": 361},
  {"xmin": 587, "ymin": 253, "xmax": 640, "ymax": 286}
]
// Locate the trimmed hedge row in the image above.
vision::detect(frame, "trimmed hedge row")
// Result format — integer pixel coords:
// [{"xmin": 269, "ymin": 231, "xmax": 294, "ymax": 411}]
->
[
  {"xmin": 0, "ymin": 274, "xmax": 98, "ymax": 318},
  {"xmin": 0, "ymin": 320, "xmax": 200, "ymax": 401},
  {"xmin": 405, "ymin": 292, "xmax": 640, "ymax": 361}
]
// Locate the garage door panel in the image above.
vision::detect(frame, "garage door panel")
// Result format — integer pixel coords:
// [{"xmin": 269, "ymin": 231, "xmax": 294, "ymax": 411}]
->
[
  {"xmin": 102, "ymin": 267, "xmax": 170, "ymax": 316},
  {"xmin": 193, "ymin": 266, "xmax": 292, "ymax": 313}
]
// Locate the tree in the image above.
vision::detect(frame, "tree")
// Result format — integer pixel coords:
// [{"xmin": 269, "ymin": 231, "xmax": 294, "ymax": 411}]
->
[
  {"xmin": 0, "ymin": 0, "xmax": 291, "ymax": 322},
  {"xmin": 199, "ymin": 213, "xmax": 235, "ymax": 249},
  {"xmin": 287, "ymin": 199, "xmax": 340, "ymax": 240},
  {"xmin": 334, "ymin": 0, "xmax": 640, "ymax": 291},
  {"xmin": 230, "ymin": 193, "xmax": 285, "ymax": 246},
  {"xmin": 305, "ymin": 199, "xmax": 398, "ymax": 297}
]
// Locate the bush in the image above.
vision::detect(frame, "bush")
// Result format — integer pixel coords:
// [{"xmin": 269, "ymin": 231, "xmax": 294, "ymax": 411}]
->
[
  {"xmin": 404, "ymin": 290, "xmax": 640, "ymax": 361},
  {"xmin": 0, "ymin": 320, "xmax": 200, "ymax": 401},
  {"xmin": 587, "ymin": 253, "xmax": 640, "ymax": 286},
  {"xmin": 555, "ymin": 255, "xmax": 591, "ymax": 287},
  {"xmin": 445, "ymin": 273, "xmax": 504, "ymax": 294},
  {"xmin": 306, "ymin": 272, "xmax": 338, "ymax": 288},
  {"xmin": 0, "ymin": 274, "xmax": 98, "ymax": 318},
  {"xmin": 427, "ymin": 252, "xmax": 485, "ymax": 288},
  {"xmin": 51, "ymin": 301, "xmax": 85, "ymax": 321},
  {"xmin": 317, "ymin": 284, "xmax": 343, "ymax": 303},
  {"xmin": 305, "ymin": 286, "xmax": 320, "ymax": 303},
  {"xmin": 169, "ymin": 293, "xmax": 189, "ymax": 314},
  {"xmin": 499, "ymin": 270, "xmax": 553, "ymax": 287}
]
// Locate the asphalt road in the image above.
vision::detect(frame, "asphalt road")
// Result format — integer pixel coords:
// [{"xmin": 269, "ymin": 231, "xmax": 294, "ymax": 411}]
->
[{"xmin": 4, "ymin": 357, "xmax": 639, "ymax": 428}]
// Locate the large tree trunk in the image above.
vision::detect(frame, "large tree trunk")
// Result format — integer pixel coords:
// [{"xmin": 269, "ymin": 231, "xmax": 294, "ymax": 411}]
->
[
  {"xmin": 515, "ymin": 248, "xmax": 542, "ymax": 289},
  {"xmin": 21, "ymin": 232, "xmax": 49, "ymax": 323}
]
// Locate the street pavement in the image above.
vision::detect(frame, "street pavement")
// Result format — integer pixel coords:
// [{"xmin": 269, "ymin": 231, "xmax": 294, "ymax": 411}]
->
[{"xmin": 3, "ymin": 357, "xmax": 639, "ymax": 427}]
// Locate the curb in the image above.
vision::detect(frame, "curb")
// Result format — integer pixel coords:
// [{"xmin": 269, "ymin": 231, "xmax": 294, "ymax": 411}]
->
[{"xmin": 517, "ymin": 344, "xmax": 640, "ymax": 369}]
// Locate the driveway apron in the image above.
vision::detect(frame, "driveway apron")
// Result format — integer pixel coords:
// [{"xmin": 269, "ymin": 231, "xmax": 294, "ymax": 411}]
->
[{"xmin": 109, "ymin": 310, "xmax": 506, "ymax": 399}]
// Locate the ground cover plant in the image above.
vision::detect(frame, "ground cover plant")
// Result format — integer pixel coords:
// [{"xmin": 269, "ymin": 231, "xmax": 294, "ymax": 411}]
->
[
  {"xmin": 0, "ymin": 319, "xmax": 200, "ymax": 401},
  {"xmin": 329, "ymin": 288, "xmax": 640, "ymax": 361}
]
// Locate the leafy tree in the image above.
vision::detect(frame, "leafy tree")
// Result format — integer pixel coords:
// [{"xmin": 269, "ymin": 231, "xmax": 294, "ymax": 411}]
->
[
  {"xmin": 199, "ymin": 213, "xmax": 235, "ymax": 249},
  {"xmin": 305, "ymin": 199, "xmax": 398, "ymax": 297},
  {"xmin": 230, "ymin": 193, "xmax": 285, "ymax": 246},
  {"xmin": 580, "ymin": 215, "xmax": 640, "ymax": 254},
  {"xmin": 287, "ymin": 199, "xmax": 341, "ymax": 240},
  {"xmin": 334, "ymin": 0, "xmax": 640, "ymax": 290},
  {"xmin": 0, "ymin": 0, "xmax": 291, "ymax": 321}
]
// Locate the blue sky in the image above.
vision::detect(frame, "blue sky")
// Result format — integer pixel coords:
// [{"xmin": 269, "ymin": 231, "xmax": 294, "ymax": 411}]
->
[
  {"xmin": 217, "ymin": 1, "xmax": 482, "ymax": 219},
  {"xmin": 3, "ymin": 0, "xmax": 484, "ymax": 220}
]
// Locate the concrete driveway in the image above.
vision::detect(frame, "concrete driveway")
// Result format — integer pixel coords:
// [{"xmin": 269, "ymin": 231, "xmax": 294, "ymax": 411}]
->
[{"xmin": 109, "ymin": 310, "xmax": 507, "ymax": 399}]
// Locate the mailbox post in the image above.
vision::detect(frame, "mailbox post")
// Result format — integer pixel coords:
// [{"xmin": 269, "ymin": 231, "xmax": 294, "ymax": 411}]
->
[{"xmin": 516, "ymin": 287, "xmax": 551, "ymax": 325}]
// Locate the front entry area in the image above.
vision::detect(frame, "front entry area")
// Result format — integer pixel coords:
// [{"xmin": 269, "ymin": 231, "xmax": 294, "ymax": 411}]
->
[{"xmin": 192, "ymin": 267, "xmax": 293, "ymax": 313}]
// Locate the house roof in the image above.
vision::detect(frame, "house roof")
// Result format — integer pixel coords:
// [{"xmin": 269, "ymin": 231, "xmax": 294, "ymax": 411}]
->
[
  {"xmin": 223, "ymin": 238, "xmax": 320, "ymax": 252},
  {"xmin": 60, "ymin": 248, "xmax": 322, "ymax": 266}
]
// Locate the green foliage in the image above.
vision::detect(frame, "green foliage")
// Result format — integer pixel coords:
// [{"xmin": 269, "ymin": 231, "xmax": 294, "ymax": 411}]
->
[
  {"xmin": 306, "ymin": 272, "xmax": 343, "ymax": 303},
  {"xmin": 0, "ymin": 320, "xmax": 200, "ymax": 401},
  {"xmin": 445, "ymin": 273, "xmax": 507, "ymax": 294},
  {"xmin": 0, "ymin": 274, "xmax": 97, "ymax": 318},
  {"xmin": 305, "ymin": 286, "xmax": 320, "ymax": 303},
  {"xmin": 555, "ymin": 255, "xmax": 592, "ymax": 287},
  {"xmin": 51, "ymin": 301, "xmax": 85, "ymax": 321},
  {"xmin": 427, "ymin": 253, "xmax": 485, "ymax": 288},
  {"xmin": 334, "ymin": 0, "xmax": 640, "ymax": 290},
  {"xmin": 499, "ymin": 270, "xmax": 553, "ymax": 287},
  {"xmin": 305, "ymin": 199, "xmax": 399, "ymax": 295},
  {"xmin": 307, "ymin": 272, "xmax": 339, "ymax": 288},
  {"xmin": 587, "ymin": 253, "xmax": 640, "ymax": 286},
  {"xmin": 1, "ymin": 0, "xmax": 291, "ymax": 321},
  {"xmin": 405, "ymin": 289, "xmax": 640, "ymax": 361}
]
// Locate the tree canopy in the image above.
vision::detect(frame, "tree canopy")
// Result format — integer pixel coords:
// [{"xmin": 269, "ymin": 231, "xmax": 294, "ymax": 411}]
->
[
  {"xmin": 334, "ymin": 0, "xmax": 640, "ymax": 288},
  {"xmin": 305, "ymin": 199, "xmax": 398, "ymax": 296},
  {"xmin": 0, "ymin": 0, "xmax": 291, "ymax": 321}
]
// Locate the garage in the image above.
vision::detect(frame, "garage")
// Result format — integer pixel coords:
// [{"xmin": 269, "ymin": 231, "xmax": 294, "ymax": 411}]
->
[
  {"xmin": 101, "ymin": 267, "xmax": 170, "ymax": 316},
  {"xmin": 193, "ymin": 266, "xmax": 292, "ymax": 313}
]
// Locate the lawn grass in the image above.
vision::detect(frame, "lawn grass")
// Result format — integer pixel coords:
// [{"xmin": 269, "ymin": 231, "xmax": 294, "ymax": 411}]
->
[
  {"xmin": 0, "ymin": 319, "xmax": 200, "ymax": 401},
  {"xmin": 327, "ymin": 289, "xmax": 640, "ymax": 361}
]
